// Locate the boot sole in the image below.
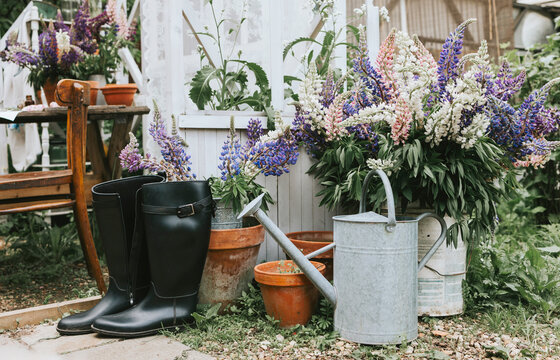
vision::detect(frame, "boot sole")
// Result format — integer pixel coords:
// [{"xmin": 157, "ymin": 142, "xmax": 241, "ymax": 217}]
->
[
  {"xmin": 56, "ymin": 327, "xmax": 94, "ymax": 335},
  {"xmin": 91, "ymin": 323, "xmax": 189, "ymax": 338}
]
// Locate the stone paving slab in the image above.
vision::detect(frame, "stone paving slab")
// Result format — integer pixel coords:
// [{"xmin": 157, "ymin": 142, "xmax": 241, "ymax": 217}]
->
[{"xmin": 0, "ymin": 323, "xmax": 215, "ymax": 360}]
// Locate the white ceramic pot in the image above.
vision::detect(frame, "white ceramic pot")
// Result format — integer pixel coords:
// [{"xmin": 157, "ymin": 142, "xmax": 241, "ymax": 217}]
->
[{"xmin": 88, "ymin": 74, "xmax": 106, "ymax": 105}]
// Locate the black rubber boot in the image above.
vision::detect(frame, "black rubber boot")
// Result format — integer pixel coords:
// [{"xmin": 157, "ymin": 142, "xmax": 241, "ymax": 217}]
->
[
  {"xmin": 56, "ymin": 175, "xmax": 164, "ymax": 335},
  {"xmin": 91, "ymin": 181, "xmax": 214, "ymax": 338}
]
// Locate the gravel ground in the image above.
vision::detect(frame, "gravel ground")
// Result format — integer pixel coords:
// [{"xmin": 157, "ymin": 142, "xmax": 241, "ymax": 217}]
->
[{"xmin": 179, "ymin": 312, "xmax": 560, "ymax": 359}]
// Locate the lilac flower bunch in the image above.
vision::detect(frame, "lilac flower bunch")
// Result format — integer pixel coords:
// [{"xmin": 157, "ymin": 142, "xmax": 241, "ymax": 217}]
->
[
  {"xmin": 120, "ymin": 102, "xmax": 195, "ymax": 181},
  {"xmin": 0, "ymin": 4, "xmax": 99, "ymax": 90},
  {"xmin": 1, "ymin": 0, "xmax": 136, "ymax": 88}
]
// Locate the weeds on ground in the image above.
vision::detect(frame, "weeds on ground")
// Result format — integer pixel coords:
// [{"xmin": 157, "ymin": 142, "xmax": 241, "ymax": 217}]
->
[
  {"xmin": 465, "ymin": 189, "xmax": 560, "ymax": 313},
  {"xmin": 0, "ymin": 213, "xmax": 84, "ymax": 284}
]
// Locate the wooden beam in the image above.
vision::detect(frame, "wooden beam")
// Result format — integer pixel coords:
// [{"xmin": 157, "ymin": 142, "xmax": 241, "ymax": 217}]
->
[{"xmin": 443, "ymin": 0, "xmax": 474, "ymax": 42}]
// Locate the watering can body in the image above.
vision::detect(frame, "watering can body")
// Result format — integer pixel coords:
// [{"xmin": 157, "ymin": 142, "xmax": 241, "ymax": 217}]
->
[
  {"xmin": 238, "ymin": 169, "xmax": 446, "ymax": 345},
  {"xmin": 333, "ymin": 213, "xmax": 420, "ymax": 344}
]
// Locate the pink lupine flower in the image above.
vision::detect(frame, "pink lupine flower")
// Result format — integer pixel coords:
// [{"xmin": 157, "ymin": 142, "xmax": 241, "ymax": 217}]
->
[
  {"xmin": 376, "ymin": 29, "xmax": 397, "ymax": 96},
  {"xmin": 391, "ymin": 96, "xmax": 413, "ymax": 144}
]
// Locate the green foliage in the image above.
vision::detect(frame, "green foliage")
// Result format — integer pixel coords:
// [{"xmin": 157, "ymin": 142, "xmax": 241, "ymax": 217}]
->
[
  {"xmin": 307, "ymin": 136, "xmax": 371, "ymax": 212},
  {"xmin": 310, "ymin": 130, "xmax": 518, "ymax": 246},
  {"xmin": 504, "ymin": 19, "xmax": 560, "ymax": 224},
  {"xmin": 209, "ymin": 175, "xmax": 273, "ymax": 215},
  {"xmin": 377, "ymin": 137, "xmax": 518, "ymax": 246},
  {"xmin": 0, "ymin": 213, "xmax": 84, "ymax": 284},
  {"xmin": 187, "ymin": 1, "xmax": 272, "ymax": 118},
  {"xmin": 71, "ymin": 24, "xmax": 133, "ymax": 83},
  {"xmin": 466, "ymin": 192, "xmax": 560, "ymax": 313}
]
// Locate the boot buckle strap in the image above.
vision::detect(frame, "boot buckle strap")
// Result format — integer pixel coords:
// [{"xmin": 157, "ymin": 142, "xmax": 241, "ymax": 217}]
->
[{"xmin": 177, "ymin": 204, "xmax": 195, "ymax": 218}]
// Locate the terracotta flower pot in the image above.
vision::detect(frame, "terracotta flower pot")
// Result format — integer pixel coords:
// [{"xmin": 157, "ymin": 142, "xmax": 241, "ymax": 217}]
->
[
  {"xmin": 286, "ymin": 231, "xmax": 334, "ymax": 281},
  {"xmin": 254, "ymin": 260, "xmax": 326, "ymax": 328},
  {"xmin": 101, "ymin": 83, "xmax": 137, "ymax": 106},
  {"xmin": 41, "ymin": 77, "xmax": 57, "ymax": 104},
  {"xmin": 198, "ymin": 224, "xmax": 265, "ymax": 311},
  {"xmin": 83, "ymin": 80, "xmax": 99, "ymax": 105}
]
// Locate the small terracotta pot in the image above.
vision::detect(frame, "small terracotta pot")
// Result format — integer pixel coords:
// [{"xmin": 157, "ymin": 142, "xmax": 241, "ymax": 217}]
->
[
  {"xmin": 41, "ymin": 78, "xmax": 57, "ymax": 104},
  {"xmin": 198, "ymin": 225, "xmax": 265, "ymax": 311},
  {"xmin": 286, "ymin": 231, "xmax": 334, "ymax": 281},
  {"xmin": 83, "ymin": 80, "xmax": 99, "ymax": 105},
  {"xmin": 254, "ymin": 260, "xmax": 326, "ymax": 328},
  {"xmin": 101, "ymin": 83, "xmax": 137, "ymax": 106}
]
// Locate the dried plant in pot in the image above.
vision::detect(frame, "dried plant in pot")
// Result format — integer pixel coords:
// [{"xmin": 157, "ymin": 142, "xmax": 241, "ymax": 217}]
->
[{"xmin": 254, "ymin": 260, "xmax": 326, "ymax": 328}]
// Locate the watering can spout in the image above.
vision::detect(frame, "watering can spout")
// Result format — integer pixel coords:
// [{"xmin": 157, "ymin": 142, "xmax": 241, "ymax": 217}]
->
[{"xmin": 238, "ymin": 195, "xmax": 337, "ymax": 306}]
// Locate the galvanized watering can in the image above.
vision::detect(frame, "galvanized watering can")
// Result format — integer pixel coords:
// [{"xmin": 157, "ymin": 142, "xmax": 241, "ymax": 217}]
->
[{"xmin": 238, "ymin": 169, "xmax": 447, "ymax": 345}]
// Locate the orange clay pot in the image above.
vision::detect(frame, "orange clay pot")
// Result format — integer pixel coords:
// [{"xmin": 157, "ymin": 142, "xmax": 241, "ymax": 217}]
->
[
  {"xmin": 254, "ymin": 260, "xmax": 326, "ymax": 328},
  {"xmin": 41, "ymin": 77, "xmax": 57, "ymax": 104},
  {"xmin": 83, "ymin": 80, "xmax": 99, "ymax": 105},
  {"xmin": 198, "ymin": 225, "xmax": 265, "ymax": 311},
  {"xmin": 101, "ymin": 83, "xmax": 137, "ymax": 106},
  {"xmin": 286, "ymin": 231, "xmax": 334, "ymax": 281}
]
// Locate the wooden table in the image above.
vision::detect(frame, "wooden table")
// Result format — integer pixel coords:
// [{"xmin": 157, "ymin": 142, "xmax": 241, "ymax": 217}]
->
[{"xmin": 2, "ymin": 105, "xmax": 150, "ymax": 202}]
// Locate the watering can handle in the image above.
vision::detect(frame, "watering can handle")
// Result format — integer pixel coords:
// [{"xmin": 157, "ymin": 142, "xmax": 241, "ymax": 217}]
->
[
  {"xmin": 416, "ymin": 213, "xmax": 447, "ymax": 271},
  {"xmin": 359, "ymin": 169, "xmax": 397, "ymax": 232}
]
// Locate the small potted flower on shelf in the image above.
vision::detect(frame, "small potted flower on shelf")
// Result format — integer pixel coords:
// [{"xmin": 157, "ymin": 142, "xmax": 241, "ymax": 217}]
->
[
  {"xmin": 120, "ymin": 105, "xmax": 299, "ymax": 311},
  {"xmin": 292, "ymin": 21, "xmax": 560, "ymax": 316}
]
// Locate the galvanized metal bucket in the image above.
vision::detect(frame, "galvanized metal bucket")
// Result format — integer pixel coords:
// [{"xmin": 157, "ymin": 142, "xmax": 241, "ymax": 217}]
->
[
  {"xmin": 416, "ymin": 214, "xmax": 466, "ymax": 316},
  {"xmin": 211, "ymin": 198, "xmax": 242, "ymax": 229}
]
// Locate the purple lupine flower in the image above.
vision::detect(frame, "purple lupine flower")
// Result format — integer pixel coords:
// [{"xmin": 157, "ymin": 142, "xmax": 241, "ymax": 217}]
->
[
  {"xmin": 489, "ymin": 62, "xmax": 526, "ymax": 101},
  {"xmin": 436, "ymin": 19, "xmax": 474, "ymax": 98},
  {"xmin": 89, "ymin": 11, "xmax": 110, "ymax": 41},
  {"xmin": 120, "ymin": 103, "xmax": 195, "ymax": 180},
  {"xmin": 249, "ymin": 134, "xmax": 299, "ymax": 177},
  {"xmin": 54, "ymin": 10, "xmax": 70, "ymax": 32},
  {"xmin": 218, "ymin": 131, "xmax": 243, "ymax": 181},
  {"xmin": 148, "ymin": 103, "xmax": 194, "ymax": 180},
  {"xmin": 246, "ymin": 118, "xmax": 265, "ymax": 148},
  {"xmin": 353, "ymin": 32, "xmax": 391, "ymax": 104},
  {"xmin": 119, "ymin": 134, "xmax": 144, "ymax": 172},
  {"xmin": 69, "ymin": 0, "xmax": 97, "ymax": 54},
  {"xmin": 320, "ymin": 70, "xmax": 336, "ymax": 108},
  {"xmin": 292, "ymin": 110, "xmax": 327, "ymax": 157},
  {"xmin": 38, "ymin": 29, "xmax": 59, "ymax": 68}
]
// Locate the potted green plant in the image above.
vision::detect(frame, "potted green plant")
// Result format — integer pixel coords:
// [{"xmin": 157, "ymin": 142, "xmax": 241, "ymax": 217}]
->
[
  {"xmin": 291, "ymin": 22, "xmax": 560, "ymax": 315},
  {"xmin": 120, "ymin": 106, "xmax": 299, "ymax": 311},
  {"xmin": 186, "ymin": 0, "xmax": 274, "ymax": 127},
  {"xmin": 253, "ymin": 260, "xmax": 326, "ymax": 328}
]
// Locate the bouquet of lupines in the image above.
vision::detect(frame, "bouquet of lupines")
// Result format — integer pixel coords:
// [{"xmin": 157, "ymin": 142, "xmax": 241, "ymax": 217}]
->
[
  {"xmin": 0, "ymin": 0, "xmax": 135, "ymax": 89},
  {"xmin": 293, "ymin": 20, "xmax": 560, "ymax": 245},
  {"xmin": 120, "ymin": 105, "xmax": 299, "ymax": 213}
]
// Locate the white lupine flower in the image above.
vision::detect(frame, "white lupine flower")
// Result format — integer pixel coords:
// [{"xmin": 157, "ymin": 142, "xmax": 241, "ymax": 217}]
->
[
  {"xmin": 367, "ymin": 158, "xmax": 397, "ymax": 172},
  {"xmin": 56, "ymin": 30, "xmax": 71, "ymax": 54},
  {"xmin": 341, "ymin": 103, "xmax": 396, "ymax": 127},
  {"xmin": 379, "ymin": 7, "xmax": 390, "ymax": 22}
]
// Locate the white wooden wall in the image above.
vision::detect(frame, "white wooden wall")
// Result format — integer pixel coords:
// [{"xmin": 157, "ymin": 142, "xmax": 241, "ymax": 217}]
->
[{"xmin": 181, "ymin": 127, "xmax": 335, "ymax": 263}]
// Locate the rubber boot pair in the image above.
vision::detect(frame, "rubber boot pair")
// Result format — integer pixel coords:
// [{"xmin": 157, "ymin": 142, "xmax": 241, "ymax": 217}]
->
[{"xmin": 57, "ymin": 177, "xmax": 214, "ymax": 337}]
